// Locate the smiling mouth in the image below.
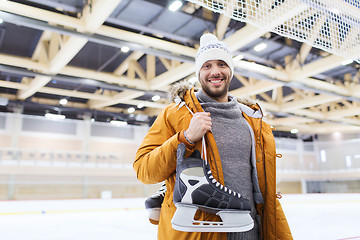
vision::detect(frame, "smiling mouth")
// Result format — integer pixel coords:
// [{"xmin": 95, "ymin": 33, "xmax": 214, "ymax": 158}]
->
[{"xmin": 208, "ymin": 79, "xmax": 223, "ymax": 85}]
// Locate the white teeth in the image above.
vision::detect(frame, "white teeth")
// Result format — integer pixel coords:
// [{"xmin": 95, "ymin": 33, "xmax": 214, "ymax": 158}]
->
[{"xmin": 210, "ymin": 80, "xmax": 221, "ymax": 83}]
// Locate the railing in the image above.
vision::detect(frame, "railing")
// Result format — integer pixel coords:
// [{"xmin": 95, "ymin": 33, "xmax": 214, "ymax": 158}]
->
[
  {"xmin": 275, "ymin": 138, "xmax": 360, "ymax": 179},
  {"xmin": 0, "ymin": 148, "xmax": 133, "ymax": 169},
  {"xmin": 2, "ymin": 138, "xmax": 360, "ymax": 174}
]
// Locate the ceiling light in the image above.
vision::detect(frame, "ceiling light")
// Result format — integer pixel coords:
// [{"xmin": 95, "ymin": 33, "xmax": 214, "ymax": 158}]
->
[
  {"xmin": 121, "ymin": 46, "xmax": 130, "ymax": 53},
  {"xmin": 169, "ymin": 0, "xmax": 183, "ymax": 12},
  {"xmin": 152, "ymin": 95, "xmax": 160, "ymax": 101},
  {"xmin": 233, "ymin": 54, "xmax": 244, "ymax": 62},
  {"xmin": 90, "ymin": 118, "xmax": 95, "ymax": 123},
  {"xmin": 341, "ymin": 59, "xmax": 353, "ymax": 65},
  {"xmin": 128, "ymin": 107, "xmax": 135, "ymax": 113},
  {"xmin": 333, "ymin": 131, "xmax": 342, "ymax": 140},
  {"xmin": 110, "ymin": 120, "xmax": 128, "ymax": 126},
  {"xmin": 137, "ymin": 103, "xmax": 144, "ymax": 109},
  {"xmin": 59, "ymin": 98, "xmax": 68, "ymax": 105},
  {"xmin": 45, "ymin": 113, "xmax": 65, "ymax": 120},
  {"xmin": 254, "ymin": 43, "xmax": 267, "ymax": 52},
  {"xmin": 290, "ymin": 128, "xmax": 299, "ymax": 134}
]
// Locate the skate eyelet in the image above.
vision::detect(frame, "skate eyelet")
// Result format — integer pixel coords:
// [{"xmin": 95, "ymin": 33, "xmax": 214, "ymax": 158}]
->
[{"xmin": 215, "ymin": 183, "xmax": 241, "ymax": 197}]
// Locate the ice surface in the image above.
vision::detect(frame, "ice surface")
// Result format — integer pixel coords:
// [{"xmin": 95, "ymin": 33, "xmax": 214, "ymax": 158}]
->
[{"xmin": 0, "ymin": 194, "xmax": 359, "ymax": 240}]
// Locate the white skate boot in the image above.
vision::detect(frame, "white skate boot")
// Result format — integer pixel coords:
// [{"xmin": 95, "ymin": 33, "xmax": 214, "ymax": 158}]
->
[{"xmin": 171, "ymin": 143, "xmax": 254, "ymax": 232}]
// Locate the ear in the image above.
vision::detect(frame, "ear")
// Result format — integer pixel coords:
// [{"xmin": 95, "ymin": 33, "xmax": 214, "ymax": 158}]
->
[{"xmin": 176, "ymin": 143, "xmax": 186, "ymax": 159}]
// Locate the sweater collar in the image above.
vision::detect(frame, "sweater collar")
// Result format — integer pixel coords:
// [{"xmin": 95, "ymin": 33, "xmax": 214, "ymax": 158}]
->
[
  {"xmin": 195, "ymin": 90, "xmax": 242, "ymax": 119},
  {"xmin": 195, "ymin": 89, "xmax": 236, "ymax": 104}
]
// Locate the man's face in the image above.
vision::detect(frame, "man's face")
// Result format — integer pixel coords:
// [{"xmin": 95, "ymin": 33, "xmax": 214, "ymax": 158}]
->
[{"xmin": 198, "ymin": 60, "xmax": 232, "ymax": 102}]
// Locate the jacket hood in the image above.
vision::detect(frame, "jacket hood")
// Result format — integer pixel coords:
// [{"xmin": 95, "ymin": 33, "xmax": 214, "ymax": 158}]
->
[
  {"xmin": 168, "ymin": 80, "xmax": 195, "ymax": 103},
  {"xmin": 168, "ymin": 80, "xmax": 258, "ymax": 108}
]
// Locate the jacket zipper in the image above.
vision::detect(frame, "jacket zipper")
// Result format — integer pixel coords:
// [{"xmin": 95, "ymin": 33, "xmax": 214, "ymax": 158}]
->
[{"xmin": 257, "ymin": 105, "xmax": 267, "ymax": 240}]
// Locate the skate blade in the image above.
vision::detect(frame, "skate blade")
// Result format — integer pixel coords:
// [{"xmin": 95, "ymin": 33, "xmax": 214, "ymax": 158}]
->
[
  {"xmin": 146, "ymin": 207, "xmax": 161, "ymax": 222},
  {"xmin": 171, "ymin": 203, "xmax": 254, "ymax": 232}
]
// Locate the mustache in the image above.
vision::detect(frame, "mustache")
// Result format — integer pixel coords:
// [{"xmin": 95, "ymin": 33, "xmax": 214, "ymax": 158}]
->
[{"xmin": 208, "ymin": 74, "xmax": 225, "ymax": 79}]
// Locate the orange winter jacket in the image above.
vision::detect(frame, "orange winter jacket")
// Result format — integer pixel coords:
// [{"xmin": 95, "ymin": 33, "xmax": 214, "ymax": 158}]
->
[{"xmin": 134, "ymin": 87, "xmax": 292, "ymax": 240}]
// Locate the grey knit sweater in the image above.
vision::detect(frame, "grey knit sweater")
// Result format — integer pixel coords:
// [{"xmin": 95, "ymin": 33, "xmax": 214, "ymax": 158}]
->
[{"xmin": 195, "ymin": 90, "xmax": 260, "ymax": 240}]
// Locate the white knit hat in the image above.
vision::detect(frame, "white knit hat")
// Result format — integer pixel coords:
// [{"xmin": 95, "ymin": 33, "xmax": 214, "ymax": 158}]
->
[{"xmin": 195, "ymin": 33, "xmax": 234, "ymax": 79}]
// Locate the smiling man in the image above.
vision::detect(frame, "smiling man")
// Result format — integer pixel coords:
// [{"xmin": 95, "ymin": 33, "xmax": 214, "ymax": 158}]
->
[
  {"xmin": 134, "ymin": 33, "xmax": 292, "ymax": 240},
  {"xmin": 195, "ymin": 33, "xmax": 234, "ymax": 103},
  {"xmin": 198, "ymin": 59, "xmax": 231, "ymax": 102}
]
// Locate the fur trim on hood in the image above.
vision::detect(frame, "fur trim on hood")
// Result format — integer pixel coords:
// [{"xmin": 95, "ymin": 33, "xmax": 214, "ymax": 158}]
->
[
  {"xmin": 168, "ymin": 80, "xmax": 257, "ymax": 107},
  {"xmin": 168, "ymin": 80, "xmax": 197, "ymax": 103},
  {"xmin": 236, "ymin": 96, "xmax": 258, "ymax": 107}
]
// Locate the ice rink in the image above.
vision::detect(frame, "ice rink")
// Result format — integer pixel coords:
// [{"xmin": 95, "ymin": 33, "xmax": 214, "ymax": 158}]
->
[{"xmin": 0, "ymin": 193, "xmax": 359, "ymax": 240}]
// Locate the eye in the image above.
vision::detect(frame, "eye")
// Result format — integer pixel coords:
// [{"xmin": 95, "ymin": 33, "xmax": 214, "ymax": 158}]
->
[
  {"xmin": 218, "ymin": 62, "xmax": 227, "ymax": 67},
  {"xmin": 202, "ymin": 63, "xmax": 210, "ymax": 69}
]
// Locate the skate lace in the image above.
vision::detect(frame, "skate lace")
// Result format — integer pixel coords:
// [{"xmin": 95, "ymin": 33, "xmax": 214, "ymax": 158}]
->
[
  {"xmin": 152, "ymin": 183, "xmax": 167, "ymax": 198},
  {"xmin": 207, "ymin": 169, "xmax": 241, "ymax": 198},
  {"xmin": 182, "ymin": 104, "xmax": 208, "ymax": 164}
]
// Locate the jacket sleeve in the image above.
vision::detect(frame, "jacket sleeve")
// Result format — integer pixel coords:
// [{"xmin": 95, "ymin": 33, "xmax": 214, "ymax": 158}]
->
[
  {"xmin": 276, "ymin": 198, "xmax": 293, "ymax": 239},
  {"xmin": 133, "ymin": 107, "xmax": 194, "ymax": 184}
]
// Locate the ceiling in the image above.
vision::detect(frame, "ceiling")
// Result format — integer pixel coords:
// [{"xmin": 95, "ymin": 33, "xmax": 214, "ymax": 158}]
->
[{"xmin": 0, "ymin": 0, "xmax": 360, "ymax": 137}]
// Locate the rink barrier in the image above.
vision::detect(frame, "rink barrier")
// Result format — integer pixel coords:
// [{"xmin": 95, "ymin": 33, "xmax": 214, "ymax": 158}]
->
[{"xmin": 0, "ymin": 206, "xmax": 144, "ymax": 216}]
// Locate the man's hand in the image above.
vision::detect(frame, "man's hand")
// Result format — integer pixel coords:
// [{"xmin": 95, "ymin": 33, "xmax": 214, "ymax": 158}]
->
[{"xmin": 185, "ymin": 112, "xmax": 211, "ymax": 143}]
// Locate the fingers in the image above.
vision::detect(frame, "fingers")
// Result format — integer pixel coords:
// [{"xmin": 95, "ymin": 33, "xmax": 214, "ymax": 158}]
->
[
  {"xmin": 195, "ymin": 112, "xmax": 212, "ymax": 131},
  {"xmin": 185, "ymin": 112, "xmax": 212, "ymax": 143}
]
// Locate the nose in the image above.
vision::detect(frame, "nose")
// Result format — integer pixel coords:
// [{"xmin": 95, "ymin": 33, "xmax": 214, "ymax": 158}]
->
[{"xmin": 209, "ymin": 65, "xmax": 221, "ymax": 76}]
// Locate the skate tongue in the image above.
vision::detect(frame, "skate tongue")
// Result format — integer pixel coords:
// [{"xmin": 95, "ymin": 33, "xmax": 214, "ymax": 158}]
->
[
  {"xmin": 190, "ymin": 149, "xmax": 201, "ymax": 158},
  {"xmin": 177, "ymin": 143, "xmax": 187, "ymax": 159}
]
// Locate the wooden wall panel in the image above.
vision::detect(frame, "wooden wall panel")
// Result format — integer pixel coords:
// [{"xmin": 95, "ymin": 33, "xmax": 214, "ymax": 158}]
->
[
  {"xmin": 277, "ymin": 181, "xmax": 302, "ymax": 194},
  {"xmin": 89, "ymin": 141, "xmax": 139, "ymax": 153},
  {"xmin": 13, "ymin": 185, "xmax": 83, "ymax": 200},
  {"xmin": 89, "ymin": 141, "xmax": 140, "ymax": 163},
  {"xmin": 18, "ymin": 136, "xmax": 83, "ymax": 151},
  {"xmin": 0, "ymin": 135, "xmax": 12, "ymax": 148}
]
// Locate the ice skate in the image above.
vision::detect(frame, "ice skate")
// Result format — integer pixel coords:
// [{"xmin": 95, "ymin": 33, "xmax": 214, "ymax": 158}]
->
[
  {"xmin": 171, "ymin": 143, "xmax": 254, "ymax": 232},
  {"xmin": 145, "ymin": 182, "xmax": 166, "ymax": 224}
]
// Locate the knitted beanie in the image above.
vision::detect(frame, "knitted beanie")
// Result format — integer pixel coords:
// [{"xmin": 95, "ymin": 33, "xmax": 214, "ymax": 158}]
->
[{"xmin": 195, "ymin": 33, "xmax": 234, "ymax": 79}]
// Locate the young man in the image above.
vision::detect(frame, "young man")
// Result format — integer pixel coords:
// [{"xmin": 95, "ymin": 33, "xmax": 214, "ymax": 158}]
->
[{"xmin": 134, "ymin": 33, "xmax": 292, "ymax": 240}]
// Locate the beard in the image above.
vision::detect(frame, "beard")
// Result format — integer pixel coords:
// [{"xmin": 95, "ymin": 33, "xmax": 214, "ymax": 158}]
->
[
  {"xmin": 200, "ymin": 75, "xmax": 231, "ymax": 101},
  {"xmin": 201, "ymin": 83, "xmax": 229, "ymax": 100}
]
